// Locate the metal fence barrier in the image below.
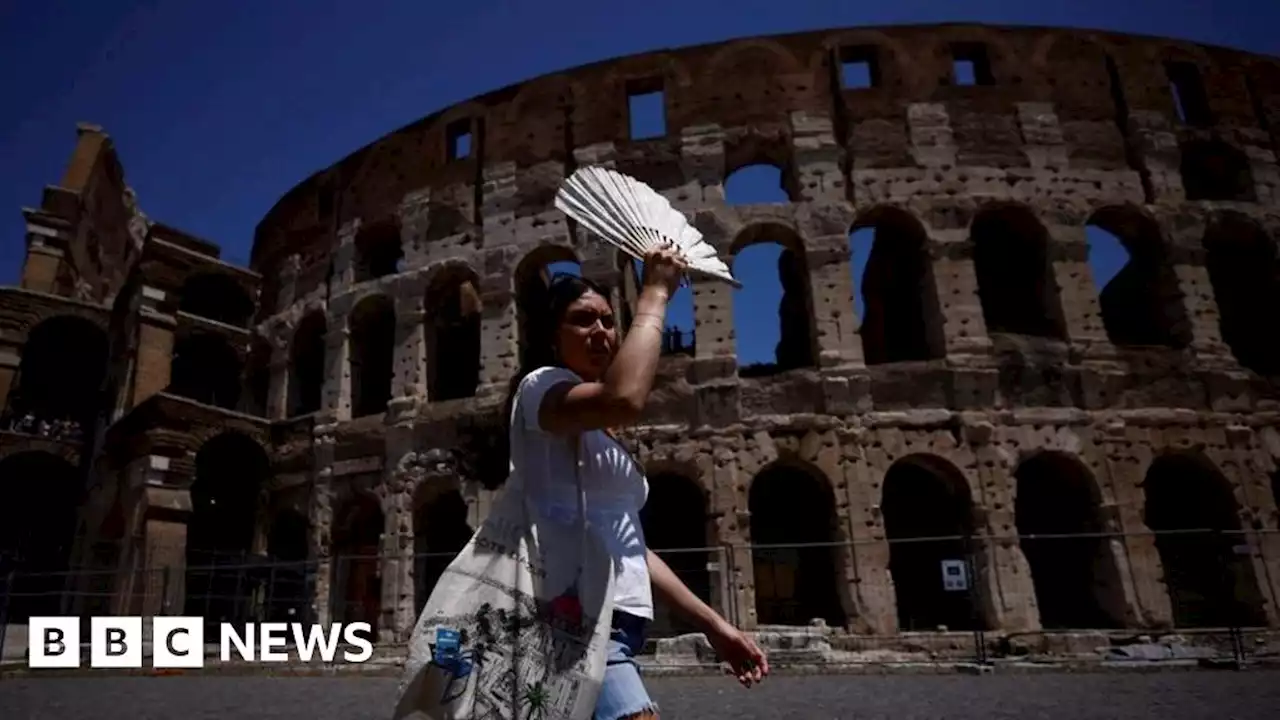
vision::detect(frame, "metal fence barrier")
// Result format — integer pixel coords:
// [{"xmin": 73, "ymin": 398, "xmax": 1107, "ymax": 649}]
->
[{"xmin": 2, "ymin": 528, "xmax": 1276, "ymax": 668}]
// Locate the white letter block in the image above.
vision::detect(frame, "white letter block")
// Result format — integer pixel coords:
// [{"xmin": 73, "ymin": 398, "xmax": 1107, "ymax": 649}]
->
[
  {"xmin": 27, "ymin": 617, "xmax": 80, "ymax": 668},
  {"xmin": 153, "ymin": 617, "xmax": 205, "ymax": 668},
  {"xmin": 91, "ymin": 616, "xmax": 143, "ymax": 668}
]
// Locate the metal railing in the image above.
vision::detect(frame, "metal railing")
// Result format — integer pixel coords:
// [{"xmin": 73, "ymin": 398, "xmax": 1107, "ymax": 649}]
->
[{"xmin": 1, "ymin": 528, "xmax": 1275, "ymax": 668}]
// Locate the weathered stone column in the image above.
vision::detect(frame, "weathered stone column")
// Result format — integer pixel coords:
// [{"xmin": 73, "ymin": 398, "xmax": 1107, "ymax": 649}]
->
[
  {"xmin": 797, "ymin": 220, "xmax": 861, "ymax": 369},
  {"xmin": 706, "ymin": 436, "xmax": 756, "ymax": 629},
  {"xmin": 687, "ymin": 448, "xmax": 730, "ymax": 626},
  {"xmin": 812, "ymin": 427, "xmax": 865, "ymax": 633},
  {"xmin": 309, "ymin": 429, "xmax": 337, "ymax": 626},
  {"xmin": 1098, "ymin": 421, "xmax": 1176, "ymax": 628},
  {"xmin": 1162, "ymin": 218, "xmax": 1237, "ymax": 365},
  {"xmin": 392, "ymin": 301, "xmax": 426, "ymax": 403},
  {"xmin": 111, "ymin": 455, "xmax": 190, "ymax": 617},
  {"xmin": 332, "ymin": 220, "xmax": 359, "ymax": 289},
  {"xmin": 321, "ymin": 321, "xmax": 350, "ymax": 421},
  {"xmin": 1048, "ymin": 224, "xmax": 1111, "ymax": 351},
  {"xmin": 843, "ymin": 440, "xmax": 898, "ymax": 635},
  {"xmin": 266, "ymin": 340, "xmax": 290, "ymax": 421},
  {"xmin": 924, "ymin": 229, "xmax": 992, "ymax": 360},
  {"xmin": 790, "ymin": 110, "xmax": 846, "ymax": 205},
  {"xmin": 399, "ymin": 188, "xmax": 433, "ymax": 271},
  {"xmin": 380, "ymin": 488, "xmax": 407, "ymax": 645},
  {"xmin": 274, "ymin": 254, "xmax": 302, "ymax": 322},
  {"xmin": 0, "ymin": 340, "xmax": 20, "ymax": 414},
  {"xmin": 969, "ymin": 429, "xmax": 1038, "ymax": 632},
  {"xmin": 19, "ymin": 208, "xmax": 71, "ymax": 294},
  {"xmin": 690, "ymin": 220, "xmax": 736, "ymax": 365},
  {"xmin": 131, "ymin": 301, "xmax": 177, "ymax": 406},
  {"xmin": 1223, "ymin": 425, "xmax": 1280, "ymax": 627},
  {"xmin": 906, "ymin": 102, "xmax": 958, "ymax": 170},
  {"xmin": 384, "ymin": 421, "xmax": 420, "ymax": 642}
]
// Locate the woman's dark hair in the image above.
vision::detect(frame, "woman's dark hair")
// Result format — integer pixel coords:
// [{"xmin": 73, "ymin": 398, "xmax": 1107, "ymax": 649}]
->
[
  {"xmin": 470, "ymin": 273, "xmax": 611, "ymax": 486},
  {"xmin": 513, "ymin": 273, "xmax": 610, "ymax": 375}
]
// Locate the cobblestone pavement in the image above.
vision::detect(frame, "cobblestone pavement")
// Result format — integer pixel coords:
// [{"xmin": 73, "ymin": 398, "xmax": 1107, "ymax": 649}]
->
[{"xmin": 1, "ymin": 671, "xmax": 1278, "ymax": 719}]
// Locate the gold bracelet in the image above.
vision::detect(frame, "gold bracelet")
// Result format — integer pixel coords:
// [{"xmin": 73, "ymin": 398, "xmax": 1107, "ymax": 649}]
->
[{"xmin": 634, "ymin": 311, "xmax": 665, "ymax": 324}]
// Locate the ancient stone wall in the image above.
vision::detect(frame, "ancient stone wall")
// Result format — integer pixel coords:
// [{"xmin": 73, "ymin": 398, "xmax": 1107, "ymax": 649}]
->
[
  {"xmin": 233, "ymin": 24, "xmax": 1280, "ymax": 644},
  {"xmin": 5, "ymin": 24, "xmax": 1280, "ymax": 650}
]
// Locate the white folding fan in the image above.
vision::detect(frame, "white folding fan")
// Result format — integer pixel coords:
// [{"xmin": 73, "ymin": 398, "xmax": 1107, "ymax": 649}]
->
[{"xmin": 554, "ymin": 165, "xmax": 741, "ymax": 288}]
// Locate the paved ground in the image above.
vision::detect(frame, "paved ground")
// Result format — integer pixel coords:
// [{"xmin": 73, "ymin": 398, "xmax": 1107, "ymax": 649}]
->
[{"xmin": 1, "ymin": 671, "xmax": 1278, "ymax": 719}]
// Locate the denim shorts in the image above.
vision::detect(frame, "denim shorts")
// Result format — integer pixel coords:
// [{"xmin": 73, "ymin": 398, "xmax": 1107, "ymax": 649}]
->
[{"xmin": 594, "ymin": 611, "xmax": 658, "ymax": 720}]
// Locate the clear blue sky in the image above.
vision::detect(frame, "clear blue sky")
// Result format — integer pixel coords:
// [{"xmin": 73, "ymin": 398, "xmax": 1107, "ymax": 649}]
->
[{"xmin": 0, "ymin": 2, "xmax": 1273, "ymax": 365}]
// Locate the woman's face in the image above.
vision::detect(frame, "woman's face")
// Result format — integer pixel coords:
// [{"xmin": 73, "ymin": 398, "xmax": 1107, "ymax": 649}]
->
[{"xmin": 554, "ymin": 289, "xmax": 618, "ymax": 381}]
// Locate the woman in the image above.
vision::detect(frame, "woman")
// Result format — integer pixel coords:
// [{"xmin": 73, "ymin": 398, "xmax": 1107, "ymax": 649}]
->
[{"xmin": 504, "ymin": 246, "xmax": 768, "ymax": 720}]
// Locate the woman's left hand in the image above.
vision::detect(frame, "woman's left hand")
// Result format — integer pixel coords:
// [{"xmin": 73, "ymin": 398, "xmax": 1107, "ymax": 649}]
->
[{"xmin": 707, "ymin": 619, "xmax": 769, "ymax": 687}]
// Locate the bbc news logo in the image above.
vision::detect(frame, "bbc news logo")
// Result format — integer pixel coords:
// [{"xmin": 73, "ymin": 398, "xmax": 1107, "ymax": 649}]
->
[{"xmin": 27, "ymin": 617, "xmax": 374, "ymax": 668}]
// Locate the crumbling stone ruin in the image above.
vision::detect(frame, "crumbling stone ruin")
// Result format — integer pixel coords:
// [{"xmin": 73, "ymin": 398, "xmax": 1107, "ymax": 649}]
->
[{"xmin": 3, "ymin": 24, "xmax": 1280, "ymax": 655}]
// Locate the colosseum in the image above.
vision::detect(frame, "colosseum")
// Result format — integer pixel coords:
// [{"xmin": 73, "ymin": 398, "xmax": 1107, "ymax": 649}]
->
[{"xmin": 2, "ymin": 23, "xmax": 1280, "ymax": 659}]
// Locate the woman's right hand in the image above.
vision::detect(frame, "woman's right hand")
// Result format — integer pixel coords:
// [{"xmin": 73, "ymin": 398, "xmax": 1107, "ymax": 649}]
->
[{"xmin": 640, "ymin": 245, "xmax": 687, "ymax": 300}]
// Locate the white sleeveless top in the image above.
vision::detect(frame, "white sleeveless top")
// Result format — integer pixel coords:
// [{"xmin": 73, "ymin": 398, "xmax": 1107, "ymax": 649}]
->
[{"xmin": 508, "ymin": 365, "xmax": 654, "ymax": 619}]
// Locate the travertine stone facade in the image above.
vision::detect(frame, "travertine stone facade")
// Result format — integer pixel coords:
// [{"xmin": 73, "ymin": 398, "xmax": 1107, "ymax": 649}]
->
[{"xmin": 4, "ymin": 25, "xmax": 1280, "ymax": 650}]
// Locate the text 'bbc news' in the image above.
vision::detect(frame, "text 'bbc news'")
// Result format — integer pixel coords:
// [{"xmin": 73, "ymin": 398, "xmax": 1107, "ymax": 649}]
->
[{"xmin": 26, "ymin": 617, "xmax": 375, "ymax": 668}]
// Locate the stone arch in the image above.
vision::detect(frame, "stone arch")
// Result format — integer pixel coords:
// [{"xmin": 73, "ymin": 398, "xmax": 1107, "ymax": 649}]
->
[
  {"xmin": 424, "ymin": 262, "xmax": 482, "ymax": 402},
  {"xmin": 289, "ymin": 311, "xmax": 327, "ymax": 416},
  {"xmin": 723, "ymin": 144, "xmax": 797, "ymax": 200},
  {"xmin": 0, "ymin": 436, "xmax": 80, "ymax": 466},
  {"xmin": 434, "ymin": 100, "xmax": 489, "ymax": 142},
  {"xmin": 705, "ymin": 38, "xmax": 803, "ymax": 78},
  {"xmin": 927, "ymin": 26, "xmax": 1019, "ymax": 87},
  {"xmin": 339, "ymin": 139, "xmax": 406, "ymax": 224},
  {"xmin": 331, "ymin": 492, "xmax": 385, "ymax": 633},
  {"xmin": 1181, "ymin": 139, "xmax": 1255, "ymax": 202},
  {"xmin": 185, "ymin": 431, "xmax": 270, "ymax": 627},
  {"xmin": 1153, "ymin": 41, "xmax": 1215, "ymax": 69},
  {"xmin": 265, "ymin": 507, "xmax": 310, "ymax": 623},
  {"xmin": 639, "ymin": 470, "xmax": 712, "ymax": 637},
  {"xmin": 412, "ymin": 480, "xmax": 473, "ymax": 616},
  {"xmin": 1087, "ymin": 205, "xmax": 1190, "ymax": 348},
  {"xmin": 179, "ymin": 271, "xmax": 255, "ymax": 328},
  {"xmin": 603, "ymin": 52, "xmax": 694, "ymax": 92},
  {"xmin": 1014, "ymin": 451, "xmax": 1127, "ymax": 628},
  {"xmin": 703, "ymin": 41, "xmax": 802, "ymax": 130},
  {"xmin": 0, "ymin": 451, "xmax": 83, "ymax": 621},
  {"xmin": 813, "ymin": 29, "xmax": 913, "ymax": 90},
  {"xmin": 1201, "ymin": 212, "xmax": 1280, "ymax": 375},
  {"xmin": 353, "ymin": 218, "xmax": 405, "ymax": 283},
  {"xmin": 504, "ymin": 74, "xmax": 580, "ymax": 173},
  {"xmin": 5, "ymin": 314, "xmax": 108, "ymax": 433},
  {"xmin": 188, "ymin": 420, "xmax": 269, "ymax": 457},
  {"xmin": 1142, "ymin": 451, "xmax": 1268, "ymax": 628},
  {"xmin": 513, "ymin": 244, "xmax": 583, "ymax": 368},
  {"xmin": 601, "ymin": 53, "xmax": 693, "ymax": 145},
  {"xmin": 969, "ymin": 203, "xmax": 1066, "ymax": 339},
  {"xmin": 850, "ymin": 206, "xmax": 945, "ymax": 364},
  {"xmin": 729, "ymin": 222, "xmax": 818, "ymax": 376},
  {"xmin": 704, "ymin": 38, "xmax": 800, "ymax": 162},
  {"xmin": 348, "ymin": 294, "xmax": 396, "ymax": 417},
  {"xmin": 747, "ymin": 459, "xmax": 846, "ymax": 628},
  {"xmin": 506, "ymin": 73, "xmax": 581, "ymax": 123},
  {"xmin": 1037, "ymin": 34, "xmax": 1113, "ymax": 114},
  {"xmin": 881, "ymin": 454, "xmax": 981, "ymax": 632},
  {"xmin": 168, "ymin": 331, "xmax": 243, "ymax": 410},
  {"xmin": 423, "ymin": 205, "xmax": 472, "ymax": 244}
]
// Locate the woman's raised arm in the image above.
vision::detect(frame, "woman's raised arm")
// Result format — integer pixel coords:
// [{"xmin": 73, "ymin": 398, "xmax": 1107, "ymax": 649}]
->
[{"xmin": 538, "ymin": 248, "xmax": 685, "ymax": 435}]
